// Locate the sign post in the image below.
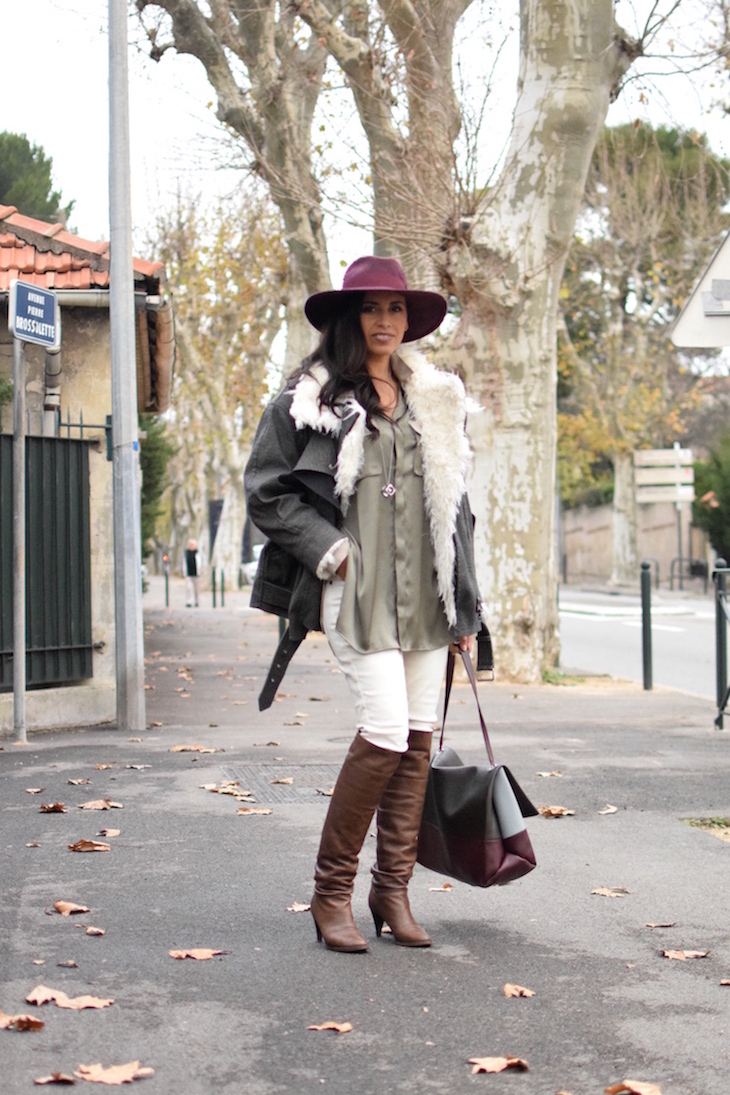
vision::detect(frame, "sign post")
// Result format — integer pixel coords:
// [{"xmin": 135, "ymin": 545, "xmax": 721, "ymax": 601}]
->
[{"xmin": 8, "ymin": 279, "xmax": 60, "ymax": 742}]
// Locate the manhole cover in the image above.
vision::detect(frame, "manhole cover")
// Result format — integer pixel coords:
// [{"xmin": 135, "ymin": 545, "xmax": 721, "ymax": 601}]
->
[{"xmin": 220, "ymin": 764, "xmax": 341, "ymax": 803}]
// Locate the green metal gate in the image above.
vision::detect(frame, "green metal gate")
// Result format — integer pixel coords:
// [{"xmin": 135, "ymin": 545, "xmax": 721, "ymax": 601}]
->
[{"xmin": 0, "ymin": 435, "xmax": 93, "ymax": 690}]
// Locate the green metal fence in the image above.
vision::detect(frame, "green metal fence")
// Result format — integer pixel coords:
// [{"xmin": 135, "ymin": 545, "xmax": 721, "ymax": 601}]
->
[{"xmin": 0, "ymin": 435, "xmax": 93, "ymax": 690}]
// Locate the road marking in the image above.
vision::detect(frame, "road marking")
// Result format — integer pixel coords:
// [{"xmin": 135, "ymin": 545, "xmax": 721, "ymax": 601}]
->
[{"xmin": 620, "ymin": 621, "xmax": 685, "ymax": 632}]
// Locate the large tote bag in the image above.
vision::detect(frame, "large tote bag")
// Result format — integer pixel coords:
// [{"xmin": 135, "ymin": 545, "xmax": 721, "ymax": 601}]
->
[{"xmin": 417, "ymin": 649, "xmax": 538, "ymax": 888}]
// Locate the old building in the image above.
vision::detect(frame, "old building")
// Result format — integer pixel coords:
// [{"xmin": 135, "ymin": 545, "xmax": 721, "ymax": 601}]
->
[{"xmin": 0, "ymin": 204, "xmax": 174, "ymax": 733}]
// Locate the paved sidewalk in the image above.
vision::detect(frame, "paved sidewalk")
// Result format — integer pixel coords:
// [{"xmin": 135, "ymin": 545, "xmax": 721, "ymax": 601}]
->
[{"xmin": 2, "ymin": 591, "xmax": 729, "ymax": 1094}]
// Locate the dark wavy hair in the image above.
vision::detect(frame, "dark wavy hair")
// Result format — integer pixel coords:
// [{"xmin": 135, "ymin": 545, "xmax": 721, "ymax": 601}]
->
[{"xmin": 289, "ymin": 292, "xmax": 384, "ymax": 430}]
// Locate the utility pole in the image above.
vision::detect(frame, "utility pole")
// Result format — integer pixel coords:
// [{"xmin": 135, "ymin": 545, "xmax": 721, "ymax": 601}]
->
[{"xmin": 108, "ymin": 0, "xmax": 145, "ymax": 732}]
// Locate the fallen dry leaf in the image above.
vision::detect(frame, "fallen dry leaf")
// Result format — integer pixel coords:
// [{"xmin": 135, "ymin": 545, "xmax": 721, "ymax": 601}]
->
[
  {"xmin": 68, "ymin": 840, "xmax": 111, "ymax": 853},
  {"xmin": 599, "ymin": 804, "xmax": 618, "ymax": 814},
  {"xmin": 536, "ymin": 770, "xmax": 563, "ymax": 777},
  {"xmin": 662, "ymin": 949, "xmax": 709, "ymax": 961},
  {"xmin": 54, "ymin": 901, "xmax": 90, "ymax": 917},
  {"xmin": 503, "ymin": 984, "xmax": 535, "ymax": 998},
  {"xmin": 200, "ymin": 782, "xmax": 254, "ymax": 801},
  {"xmin": 34, "ymin": 1072, "xmax": 77, "ymax": 1084},
  {"xmin": 148, "ymin": 721, "xmax": 163, "ymax": 728},
  {"xmin": 232, "ymin": 700, "xmax": 247, "ymax": 706},
  {"xmin": 33, "ymin": 960, "xmax": 45, "ymax": 966},
  {"xmin": 26, "ymin": 788, "xmax": 44, "ymax": 794},
  {"xmin": 168, "ymin": 949, "xmax": 224, "ymax": 961},
  {"xmin": 27, "ymin": 985, "xmax": 113, "ymax": 1011},
  {"xmin": 85, "ymin": 927, "xmax": 105, "ymax": 937},
  {"xmin": 538, "ymin": 804, "xmax": 574, "ymax": 818},
  {"xmin": 74, "ymin": 1062, "xmax": 154, "ymax": 1084},
  {"xmin": 237, "ymin": 806, "xmax": 272, "ymax": 816},
  {"xmin": 0, "ymin": 1009, "xmax": 44, "ymax": 1031},
  {"xmin": 269, "ymin": 776, "xmax": 293, "ymax": 785},
  {"xmin": 125, "ymin": 765, "xmax": 151, "ymax": 770},
  {"xmin": 94, "ymin": 764, "xmax": 115, "ymax": 770},
  {"xmin": 721, "ymin": 979, "xmax": 730, "ymax": 986},
  {"xmin": 127, "ymin": 738, "xmax": 142, "ymax": 743},
  {"xmin": 308, "ymin": 1021, "xmax": 352, "ymax": 1034},
  {"xmin": 287, "ymin": 903, "xmax": 311, "ymax": 913},
  {"xmin": 604, "ymin": 1082, "xmax": 662, "ymax": 1095},
  {"xmin": 428, "ymin": 883, "xmax": 452, "ymax": 892},
  {"xmin": 591, "ymin": 887, "xmax": 630, "ymax": 898},
  {"xmin": 27, "ymin": 842, "xmax": 40, "ymax": 848},
  {"xmin": 57, "ymin": 961, "xmax": 78, "ymax": 968},
  {"xmin": 316, "ymin": 787, "xmax": 334, "ymax": 797},
  {"xmin": 98, "ymin": 829, "xmax": 120, "ymax": 838},
  {"xmin": 78, "ymin": 799, "xmax": 123, "ymax": 811},
  {"xmin": 294, "ymin": 712, "xmax": 310, "ymax": 718},
  {"xmin": 68, "ymin": 779, "xmax": 91, "ymax": 786},
  {"xmin": 254, "ymin": 741, "xmax": 280, "ymax": 746},
  {"xmin": 468, "ymin": 1055, "xmax": 529, "ymax": 1074},
  {"xmin": 646, "ymin": 923, "xmax": 676, "ymax": 929},
  {"xmin": 170, "ymin": 744, "xmax": 217, "ymax": 754},
  {"xmin": 40, "ymin": 802, "xmax": 67, "ymax": 813}
]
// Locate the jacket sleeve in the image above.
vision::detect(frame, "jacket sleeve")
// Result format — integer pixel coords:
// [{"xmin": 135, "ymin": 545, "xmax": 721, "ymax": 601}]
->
[{"xmin": 244, "ymin": 391, "xmax": 345, "ymax": 578}]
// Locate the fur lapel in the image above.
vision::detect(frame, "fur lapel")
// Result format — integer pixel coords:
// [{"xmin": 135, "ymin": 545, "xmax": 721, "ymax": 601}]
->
[
  {"xmin": 288, "ymin": 352, "xmax": 473, "ymax": 624},
  {"xmin": 289, "ymin": 364, "xmax": 367, "ymax": 509},
  {"xmin": 397, "ymin": 346, "xmax": 472, "ymax": 625}
]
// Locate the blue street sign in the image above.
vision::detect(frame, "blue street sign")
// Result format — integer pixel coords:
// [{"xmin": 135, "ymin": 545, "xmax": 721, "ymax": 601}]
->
[{"xmin": 8, "ymin": 279, "xmax": 60, "ymax": 350}]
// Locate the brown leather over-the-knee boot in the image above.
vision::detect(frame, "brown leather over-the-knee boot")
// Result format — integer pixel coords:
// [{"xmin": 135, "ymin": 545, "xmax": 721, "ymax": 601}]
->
[
  {"xmin": 311, "ymin": 734, "xmax": 401, "ymax": 953},
  {"xmin": 369, "ymin": 729, "xmax": 432, "ymax": 947}
]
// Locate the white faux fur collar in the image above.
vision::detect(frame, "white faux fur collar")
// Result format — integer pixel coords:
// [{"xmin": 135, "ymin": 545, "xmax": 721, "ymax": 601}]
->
[{"xmin": 288, "ymin": 348, "xmax": 474, "ymax": 625}]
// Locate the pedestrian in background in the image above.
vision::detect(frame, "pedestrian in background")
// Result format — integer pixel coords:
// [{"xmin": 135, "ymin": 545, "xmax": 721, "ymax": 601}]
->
[
  {"xmin": 245, "ymin": 256, "xmax": 485, "ymax": 953},
  {"xmin": 183, "ymin": 538, "xmax": 201, "ymax": 607}
]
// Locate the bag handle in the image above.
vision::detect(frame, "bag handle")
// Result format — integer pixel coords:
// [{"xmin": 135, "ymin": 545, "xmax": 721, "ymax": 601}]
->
[{"xmin": 438, "ymin": 648, "xmax": 495, "ymax": 767}]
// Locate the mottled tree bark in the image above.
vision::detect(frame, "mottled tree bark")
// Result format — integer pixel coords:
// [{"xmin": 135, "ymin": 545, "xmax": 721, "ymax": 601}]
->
[{"xmin": 138, "ymin": 0, "xmax": 644, "ymax": 679}]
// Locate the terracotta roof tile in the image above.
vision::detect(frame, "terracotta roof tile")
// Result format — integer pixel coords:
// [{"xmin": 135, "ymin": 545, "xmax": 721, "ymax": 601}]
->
[{"xmin": 0, "ymin": 204, "xmax": 166, "ymax": 290}]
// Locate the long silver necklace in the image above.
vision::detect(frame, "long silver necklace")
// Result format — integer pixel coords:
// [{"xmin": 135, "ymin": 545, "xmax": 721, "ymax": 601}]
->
[{"xmin": 380, "ymin": 427, "xmax": 396, "ymax": 498}]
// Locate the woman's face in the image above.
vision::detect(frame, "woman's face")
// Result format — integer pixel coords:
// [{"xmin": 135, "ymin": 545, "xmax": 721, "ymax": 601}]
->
[{"xmin": 359, "ymin": 292, "xmax": 408, "ymax": 368}]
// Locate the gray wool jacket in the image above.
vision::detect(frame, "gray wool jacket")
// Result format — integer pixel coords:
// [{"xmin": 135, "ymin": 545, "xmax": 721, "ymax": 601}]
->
[{"xmin": 244, "ymin": 346, "xmax": 487, "ymax": 706}]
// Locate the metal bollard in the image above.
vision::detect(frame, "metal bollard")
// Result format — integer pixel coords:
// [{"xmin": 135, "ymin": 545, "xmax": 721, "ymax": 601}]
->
[
  {"xmin": 640, "ymin": 560, "xmax": 653, "ymax": 691},
  {"xmin": 212, "ymin": 566, "xmax": 217, "ymax": 608},
  {"xmin": 714, "ymin": 559, "xmax": 728, "ymax": 729},
  {"xmin": 221, "ymin": 570, "xmax": 225, "ymax": 608}
]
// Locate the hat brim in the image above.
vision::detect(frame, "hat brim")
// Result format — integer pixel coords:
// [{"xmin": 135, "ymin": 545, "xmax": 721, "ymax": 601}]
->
[{"xmin": 304, "ymin": 288, "xmax": 447, "ymax": 342}]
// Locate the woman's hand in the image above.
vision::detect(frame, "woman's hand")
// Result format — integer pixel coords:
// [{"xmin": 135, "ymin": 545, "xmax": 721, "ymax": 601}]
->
[{"xmin": 450, "ymin": 635, "xmax": 474, "ymax": 655}]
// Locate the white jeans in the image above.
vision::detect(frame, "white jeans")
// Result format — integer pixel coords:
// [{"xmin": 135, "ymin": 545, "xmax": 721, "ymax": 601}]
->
[{"xmin": 322, "ymin": 578, "xmax": 449, "ymax": 753}]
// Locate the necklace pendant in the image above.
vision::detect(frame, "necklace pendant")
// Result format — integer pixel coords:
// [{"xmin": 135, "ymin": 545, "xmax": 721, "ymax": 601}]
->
[{"xmin": 381, "ymin": 482, "xmax": 396, "ymax": 499}]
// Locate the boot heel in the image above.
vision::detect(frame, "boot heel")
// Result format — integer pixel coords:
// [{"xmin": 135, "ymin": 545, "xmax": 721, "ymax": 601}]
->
[
  {"xmin": 371, "ymin": 910, "xmax": 385, "ymax": 938},
  {"xmin": 313, "ymin": 915, "xmax": 323, "ymax": 943}
]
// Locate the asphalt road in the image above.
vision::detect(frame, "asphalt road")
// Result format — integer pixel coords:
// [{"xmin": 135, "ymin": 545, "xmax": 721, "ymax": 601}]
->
[
  {"xmin": 2, "ymin": 587, "xmax": 730, "ymax": 1094},
  {"xmin": 559, "ymin": 587, "xmax": 720, "ymax": 701}
]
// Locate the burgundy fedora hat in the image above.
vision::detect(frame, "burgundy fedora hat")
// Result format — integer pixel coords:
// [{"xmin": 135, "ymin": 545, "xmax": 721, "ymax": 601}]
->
[{"xmin": 304, "ymin": 256, "xmax": 447, "ymax": 342}]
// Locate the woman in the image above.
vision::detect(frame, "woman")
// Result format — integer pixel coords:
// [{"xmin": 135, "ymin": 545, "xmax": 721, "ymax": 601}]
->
[{"xmin": 245, "ymin": 256, "xmax": 485, "ymax": 953}]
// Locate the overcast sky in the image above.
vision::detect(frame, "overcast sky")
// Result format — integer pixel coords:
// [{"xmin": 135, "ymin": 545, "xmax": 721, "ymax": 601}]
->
[{"xmin": 1, "ymin": 1, "xmax": 728, "ymax": 269}]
